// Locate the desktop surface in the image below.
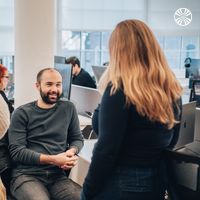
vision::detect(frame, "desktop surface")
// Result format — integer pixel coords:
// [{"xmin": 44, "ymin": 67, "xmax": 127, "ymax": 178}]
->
[
  {"xmin": 70, "ymin": 84, "xmax": 102, "ymax": 116},
  {"xmin": 69, "ymin": 139, "xmax": 96, "ymax": 186}
]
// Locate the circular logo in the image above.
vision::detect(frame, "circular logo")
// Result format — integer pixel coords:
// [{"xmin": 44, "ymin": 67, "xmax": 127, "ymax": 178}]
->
[{"xmin": 174, "ymin": 8, "xmax": 192, "ymax": 26}]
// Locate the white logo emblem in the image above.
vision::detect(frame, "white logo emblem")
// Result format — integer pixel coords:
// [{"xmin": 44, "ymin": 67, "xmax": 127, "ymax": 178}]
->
[{"xmin": 174, "ymin": 8, "xmax": 192, "ymax": 26}]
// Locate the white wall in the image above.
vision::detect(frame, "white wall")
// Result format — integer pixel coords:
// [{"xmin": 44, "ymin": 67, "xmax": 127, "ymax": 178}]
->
[
  {"xmin": 14, "ymin": 0, "xmax": 55, "ymax": 107},
  {"xmin": 58, "ymin": 0, "xmax": 200, "ymax": 35},
  {"xmin": 58, "ymin": 0, "xmax": 146, "ymax": 30},
  {"xmin": 148, "ymin": 0, "xmax": 200, "ymax": 34}
]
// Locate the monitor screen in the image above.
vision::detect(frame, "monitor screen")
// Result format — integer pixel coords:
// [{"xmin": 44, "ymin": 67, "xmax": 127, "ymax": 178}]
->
[
  {"xmin": 54, "ymin": 56, "xmax": 66, "ymax": 64},
  {"xmin": 185, "ymin": 58, "xmax": 200, "ymax": 79},
  {"xmin": 54, "ymin": 63, "xmax": 72, "ymax": 100},
  {"xmin": 70, "ymin": 84, "xmax": 102, "ymax": 116},
  {"xmin": 92, "ymin": 65, "xmax": 107, "ymax": 84}
]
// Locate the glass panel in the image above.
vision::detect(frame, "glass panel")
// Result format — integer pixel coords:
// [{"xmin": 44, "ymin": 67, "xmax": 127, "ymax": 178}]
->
[
  {"xmin": 182, "ymin": 36, "xmax": 199, "ymax": 51},
  {"xmin": 61, "ymin": 0, "xmax": 82, "ymax": 9},
  {"xmin": 164, "ymin": 36, "xmax": 181, "ymax": 50},
  {"xmin": 102, "ymin": 31, "xmax": 111, "ymax": 51},
  {"xmin": 81, "ymin": 32, "xmax": 100, "ymax": 50},
  {"xmin": 61, "ymin": 31, "xmax": 81, "ymax": 50},
  {"xmin": 81, "ymin": 51, "xmax": 101, "ymax": 74},
  {"xmin": 0, "ymin": 0, "xmax": 13, "ymax": 7},
  {"xmin": 61, "ymin": 50, "xmax": 81, "ymax": 60},
  {"xmin": 164, "ymin": 51, "xmax": 181, "ymax": 69},
  {"xmin": 155, "ymin": 35, "xmax": 164, "ymax": 49},
  {"xmin": 102, "ymin": 51, "xmax": 109, "ymax": 65}
]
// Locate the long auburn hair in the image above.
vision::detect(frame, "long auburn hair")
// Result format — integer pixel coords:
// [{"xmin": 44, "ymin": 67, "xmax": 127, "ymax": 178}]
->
[
  {"xmin": 99, "ymin": 19, "xmax": 182, "ymax": 129},
  {"xmin": 0, "ymin": 181, "xmax": 6, "ymax": 200}
]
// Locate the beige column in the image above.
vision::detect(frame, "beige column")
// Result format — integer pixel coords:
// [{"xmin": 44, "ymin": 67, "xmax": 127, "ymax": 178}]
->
[{"xmin": 14, "ymin": 0, "xmax": 55, "ymax": 107}]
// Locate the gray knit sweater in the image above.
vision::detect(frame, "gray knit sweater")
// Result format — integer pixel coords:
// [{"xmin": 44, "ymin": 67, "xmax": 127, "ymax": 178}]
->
[{"xmin": 8, "ymin": 100, "xmax": 84, "ymax": 177}]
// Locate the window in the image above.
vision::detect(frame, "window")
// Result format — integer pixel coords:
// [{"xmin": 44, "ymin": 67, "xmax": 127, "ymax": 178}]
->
[
  {"xmin": 58, "ymin": 30, "xmax": 111, "ymax": 75},
  {"xmin": 156, "ymin": 35, "xmax": 200, "ymax": 70},
  {"xmin": 0, "ymin": 0, "xmax": 14, "ymax": 100}
]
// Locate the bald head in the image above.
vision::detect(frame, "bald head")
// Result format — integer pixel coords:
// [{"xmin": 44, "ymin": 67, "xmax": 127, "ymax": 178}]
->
[{"xmin": 36, "ymin": 68, "xmax": 62, "ymax": 83}]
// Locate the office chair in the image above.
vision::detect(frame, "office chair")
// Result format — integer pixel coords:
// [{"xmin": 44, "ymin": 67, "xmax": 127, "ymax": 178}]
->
[{"xmin": 82, "ymin": 125, "xmax": 97, "ymax": 139}]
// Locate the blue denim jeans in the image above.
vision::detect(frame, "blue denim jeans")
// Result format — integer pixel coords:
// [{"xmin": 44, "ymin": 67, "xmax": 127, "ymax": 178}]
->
[
  {"xmin": 10, "ymin": 172, "xmax": 81, "ymax": 200},
  {"xmin": 81, "ymin": 164, "xmax": 166, "ymax": 200}
]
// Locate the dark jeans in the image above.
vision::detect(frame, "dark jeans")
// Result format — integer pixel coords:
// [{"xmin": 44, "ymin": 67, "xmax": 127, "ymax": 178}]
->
[
  {"xmin": 10, "ymin": 173, "xmax": 81, "ymax": 200},
  {"xmin": 81, "ymin": 164, "xmax": 166, "ymax": 200}
]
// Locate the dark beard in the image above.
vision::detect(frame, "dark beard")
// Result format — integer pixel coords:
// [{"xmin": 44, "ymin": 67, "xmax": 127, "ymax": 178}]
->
[{"xmin": 40, "ymin": 89, "xmax": 61, "ymax": 105}]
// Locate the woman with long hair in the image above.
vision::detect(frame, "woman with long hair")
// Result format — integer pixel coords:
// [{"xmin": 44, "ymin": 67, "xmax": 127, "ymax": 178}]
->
[
  {"xmin": 81, "ymin": 19, "xmax": 182, "ymax": 200},
  {"xmin": 0, "ymin": 64, "xmax": 14, "ymax": 197}
]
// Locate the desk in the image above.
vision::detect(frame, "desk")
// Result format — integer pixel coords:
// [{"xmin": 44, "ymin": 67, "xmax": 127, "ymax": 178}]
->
[{"xmin": 69, "ymin": 139, "xmax": 96, "ymax": 186}]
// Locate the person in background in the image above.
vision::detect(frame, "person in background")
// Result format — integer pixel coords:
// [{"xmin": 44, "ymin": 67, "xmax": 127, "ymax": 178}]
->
[
  {"xmin": 102, "ymin": 61, "xmax": 109, "ymax": 67},
  {"xmin": 65, "ymin": 56, "xmax": 96, "ymax": 89},
  {"xmin": 81, "ymin": 19, "xmax": 182, "ymax": 200},
  {"xmin": 8, "ymin": 68, "xmax": 84, "ymax": 200},
  {"xmin": 0, "ymin": 95, "xmax": 9, "ymax": 200},
  {"xmin": 0, "ymin": 64, "xmax": 14, "ymax": 197},
  {"xmin": 0, "ymin": 64, "xmax": 14, "ymax": 114}
]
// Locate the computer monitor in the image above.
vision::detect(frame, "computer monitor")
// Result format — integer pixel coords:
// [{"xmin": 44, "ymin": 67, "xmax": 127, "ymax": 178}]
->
[
  {"xmin": 70, "ymin": 84, "xmax": 102, "ymax": 116},
  {"xmin": 185, "ymin": 59, "xmax": 200, "ymax": 88},
  {"xmin": 175, "ymin": 101, "xmax": 196, "ymax": 148},
  {"xmin": 91, "ymin": 65, "xmax": 107, "ymax": 84},
  {"xmin": 54, "ymin": 56, "xmax": 66, "ymax": 64},
  {"xmin": 54, "ymin": 63, "xmax": 72, "ymax": 100}
]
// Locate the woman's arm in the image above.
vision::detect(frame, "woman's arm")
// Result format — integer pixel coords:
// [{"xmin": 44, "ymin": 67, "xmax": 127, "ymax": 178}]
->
[
  {"xmin": 92, "ymin": 104, "xmax": 100, "ymax": 135},
  {"xmin": 82, "ymin": 85, "xmax": 128, "ymax": 199}
]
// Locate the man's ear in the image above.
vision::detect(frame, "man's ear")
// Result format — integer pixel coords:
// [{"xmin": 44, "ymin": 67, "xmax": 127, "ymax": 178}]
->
[{"xmin": 35, "ymin": 82, "xmax": 40, "ymax": 90}]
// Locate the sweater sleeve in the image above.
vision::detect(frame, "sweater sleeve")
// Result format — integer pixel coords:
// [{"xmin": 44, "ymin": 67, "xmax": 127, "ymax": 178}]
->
[
  {"xmin": 67, "ymin": 102, "xmax": 84, "ymax": 153},
  {"xmin": 91, "ymin": 104, "xmax": 100, "ymax": 135},
  {"xmin": 8, "ymin": 108, "xmax": 41, "ymax": 165},
  {"xmin": 82, "ymin": 85, "xmax": 128, "ymax": 199}
]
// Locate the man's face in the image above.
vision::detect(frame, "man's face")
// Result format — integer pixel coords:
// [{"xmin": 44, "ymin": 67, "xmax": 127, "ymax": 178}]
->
[
  {"xmin": 37, "ymin": 70, "xmax": 62, "ymax": 105},
  {"xmin": 72, "ymin": 64, "xmax": 79, "ymax": 76}
]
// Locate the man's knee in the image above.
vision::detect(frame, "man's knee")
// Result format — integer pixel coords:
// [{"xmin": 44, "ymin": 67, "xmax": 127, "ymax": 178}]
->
[
  {"xmin": 10, "ymin": 175, "xmax": 50, "ymax": 200},
  {"xmin": 50, "ymin": 178, "xmax": 81, "ymax": 200}
]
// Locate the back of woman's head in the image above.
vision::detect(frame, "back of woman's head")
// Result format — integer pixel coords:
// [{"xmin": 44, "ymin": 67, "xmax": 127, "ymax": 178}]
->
[{"xmin": 99, "ymin": 19, "xmax": 182, "ymax": 129}]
